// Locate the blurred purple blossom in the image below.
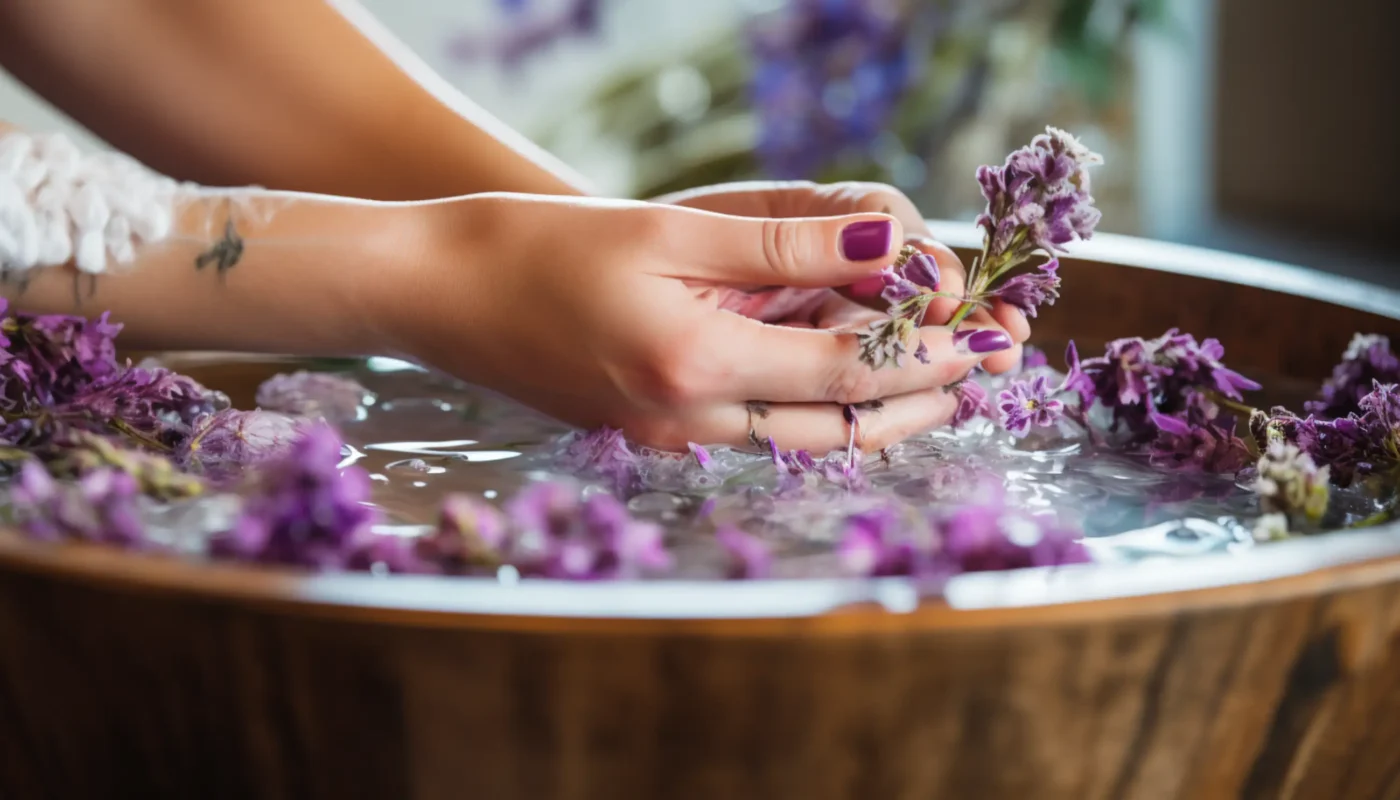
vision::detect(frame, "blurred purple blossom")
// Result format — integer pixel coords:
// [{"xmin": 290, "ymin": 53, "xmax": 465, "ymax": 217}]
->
[
  {"xmin": 555, "ymin": 425, "xmax": 641, "ymax": 496},
  {"xmin": 717, "ymin": 525, "xmax": 771, "ymax": 579},
  {"xmin": 256, "ymin": 370, "xmax": 370, "ymax": 424},
  {"xmin": 8, "ymin": 460, "xmax": 146, "ymax": 547},
  {"xmin": 176, "ymin": 408, "xmax": 305, "ymax": 484},
  {"xmin": 500, "ymin": 481, "xmax": 672, "ymax": 579},
  {"xmin": 1306, "ymin": 334, "xmax": 1399, "ymax": 419},
  {"xmin": 748, "ymin": 0, "xmax": 924, "ymax": 178},
  {"xmin": 211, "ymin": 424, "xmax": 378, "ymax": 570}
]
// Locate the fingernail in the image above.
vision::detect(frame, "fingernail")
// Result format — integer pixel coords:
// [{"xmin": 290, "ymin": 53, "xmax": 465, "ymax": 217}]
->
[
  {"xmin": 840, "ymin": 220, "xmax": 893, "ymax": 261},
  {"xmin": 953, "ymin": 328, "xmax": 1013, "ymax": 355}
]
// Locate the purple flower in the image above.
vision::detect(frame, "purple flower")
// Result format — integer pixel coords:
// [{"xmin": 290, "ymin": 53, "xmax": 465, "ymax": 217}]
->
[
  {"xmin": 1021, "ymin": 346, "xmax": 1049, "ymax": 371},
  {"xmin": 879, "ymin": 267, "xmax": 920, "ymax": 304},
  {"xmin": 416, "ymin": 493, "xmax": 510, "ymax": 573},
  {"xmin": 935, "ymin": 500, "xmax": 1089, "ymax": 573},
  {"xmin": 950, "ymin": 379, "xmax": 990, "ymax": 428},
  {"xmin": 555, "ymin": 426, "xmax": 640, "ymax": 496},
  {"xmin": 745, "ymin": 0, "xmax": 924, "ymax": 178},
  {"xmin": 687, "ymin": 442, "xmax": 716, "ymax": 473},
  {"xmin": 1059, "ymin": 340, "xmax": 1095, "ymax": 405},
  {"xmin": 211, "ymin": 424, "xmax": 378, "ymax": 570},
  {"xmin": 976, "ymin": 127, "xmax": 1102, "ymax": 263},
  {"xmin": 65, "ymin": 365, "xmax": 222, "ymax": 444},
  {"xmin": 837, "ymin": 505, "xmax": 924, "ymax": 577},
  {"xmin": 996, "ymin": 375, "xmax": 1065, "ymax": 438},
  {"xmin": 902, "ymin": 252, "xmax": 941, "ymax": 291},
  {"xmin": 1306, "ymin": 334, "xmax": 1399, "ymax": 419},
  {"xmin": 716, "ymin": 526, "xmax": 772, "ymax": 579},
  {"xmin": 1, "ymin": 303, "xmax": 123, "ymax": 410},
  {"xmin": 1263, "ymin": 382, "xmax": 1399, "ymax": 486},
  {"xmin": 1080, "ymin": 329, "xmax": 1260, "ymax": 438},
  {"xmin": 768, "ymin": 437, "xmax": 817, "ymax": 475},
  {"xmin": 8, "ymin": 460, "xmax": 146, "ymax": 547},
  {"xmin": 255, "ymin": 370, "xmax": 370, "ymax": 423},
  {"xmin": 1147, "ymin": 410, "xmax": 1252, "ymax": 473},
  {"xmin": 1282, "ymin": 413, "xmax": 1373, "ymax": 487},
  {"xmin": 501, "ymin": 481, "xmax": 672, "ymax": 580},
  {"xmin": 992, "ymin": 258, "xmax": 1061, "ymax": 318},
  {"xmin": 176, "ymin": 408, "xmax": 304, "ymax": 483}
]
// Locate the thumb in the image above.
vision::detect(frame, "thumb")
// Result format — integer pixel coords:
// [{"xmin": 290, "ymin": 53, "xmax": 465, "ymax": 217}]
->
[{"xmin": 669, "ymin": 207, "xmax": 903, "ymax": 287}]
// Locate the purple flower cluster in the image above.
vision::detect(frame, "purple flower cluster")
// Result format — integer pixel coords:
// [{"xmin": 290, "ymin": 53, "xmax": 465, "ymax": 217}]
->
[
  {"xmin": 1147, "ymin": 401, "xmax": 1252, "ymax": 473},
  {"xmin": 1, "ymin": 299, "xmax": 121, "ymax": 414},
  {"xmin": 859, "ymin": 130, "xmax": 1100, "ymax": 370},
  {"xmin": 717, "ymin": 525, "xmax": 772, "ymax": 579},
  {"xmin": 1306, "ymin": 334, "xmax": 1399, "ymax": 419},
  {"xmin": 976, "ymin": 127, "xmax": 1103, "ymax": 265},
  {"xmin": 990, "ymin": 258, "xmax": 1061, "ymax": 319},
  {"xmin": 1257, "ymin": 381, "xmax": 1400, "ymax": 487},
  {"xmin": 836, "ymin": 489, "xmax": 1089, "ymax": 578},
  {"xmin": 747, "ymin": 0, "xmax": 923, "ymax": 179},
  {"xmin": 768, "ymin": 435, "xmax": 868, "ymax": 492},
  {"xmin": 0, "ymin": 299, "xmax": 295, "ymax": 489},
  {"xmin": 211, "ymin": 424, "xmax": 379, "ymax": 570},
  {"xmin": 8, "ymin": 460, "xmax": 146, "ymax": 547},
  {"xmin": 1077, "ymin": 329, "xmax": 1259, "ymax": 471},
  {"xmin": 418, "ymin": 481, "xmax": 680, "ymax": 580},
  {"xmin": 553, "ymin": 425, "xmax": 641, "ymax": 496},
  {"xmin": 256, "ymin": 370, "xmax": 370, "ymax": 424},
  {"xmin": 176, "ymin": 409, "xmax": 304, "ymax": 484},
  {"xmin": 992, "ymin": 342, "xmax": 1092, "ymax": 438}
]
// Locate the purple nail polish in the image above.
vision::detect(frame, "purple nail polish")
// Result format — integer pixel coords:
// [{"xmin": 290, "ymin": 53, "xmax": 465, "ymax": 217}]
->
[
  {"xmin": 953, "ymin": 329, "xmax": 1013, "ymax": 355},
  {"xmin": 840, "ymin": 220, "xmax": 893, "ymax": 261}
]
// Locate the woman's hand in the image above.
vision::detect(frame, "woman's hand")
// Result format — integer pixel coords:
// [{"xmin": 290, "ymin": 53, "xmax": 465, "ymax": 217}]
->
[
  {"xmin": 396, "ymin": 194, "xmax": 1017, "ymax": 452},
  {"xmin": 652, "ymin": 180, "xmax": 1031, "ymax": 374}
]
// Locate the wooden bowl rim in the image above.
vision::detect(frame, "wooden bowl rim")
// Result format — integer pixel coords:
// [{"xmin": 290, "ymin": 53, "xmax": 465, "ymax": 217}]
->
[{"xmin": 3, "ymin": 222, "xmax": 1399, "ymax": 631}]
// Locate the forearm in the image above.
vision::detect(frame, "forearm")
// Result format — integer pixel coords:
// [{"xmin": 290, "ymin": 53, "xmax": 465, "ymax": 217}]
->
[
  {"xmin": 1, "ymin": 130, "xmax": 424, "ymax": 357},
  {"xmin": 0, "ymin": 0, "xmax": 589, "ymax": 201}
]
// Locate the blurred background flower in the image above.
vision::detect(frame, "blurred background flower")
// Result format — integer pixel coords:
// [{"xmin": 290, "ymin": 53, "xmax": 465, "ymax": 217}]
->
[
  {"xmin": 3, "ymin": 0, "xmax": 1395, "ymax": 285},
  {"xmin": 447, "ymin": 0, "xmax": 1155, "ymax": 234}
]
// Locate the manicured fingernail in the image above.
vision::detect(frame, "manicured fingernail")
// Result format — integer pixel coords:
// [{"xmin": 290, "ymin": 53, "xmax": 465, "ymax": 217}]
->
[
  {"xmin": 953, "ymin": 328, "xmax": 1013, "ymax": 355},
  {"xmin": 840, "ymin": 220, "xmax": 893, "ymax": 261}
]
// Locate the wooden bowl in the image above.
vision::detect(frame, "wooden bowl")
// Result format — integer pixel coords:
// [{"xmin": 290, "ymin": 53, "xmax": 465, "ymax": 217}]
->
[{"xmin": 4, "ymin": 223, "xmax": 1400, "ymax": 800}]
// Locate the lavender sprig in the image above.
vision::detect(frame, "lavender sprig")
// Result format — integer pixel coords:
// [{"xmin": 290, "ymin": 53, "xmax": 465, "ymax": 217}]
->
[
  {"xmin": 949, "ymin": 127, "xmax": 1102, "ymax": 329},
  {"xmin": 856, "ymin": 128, "xmax": 1101, "ymax": 370}
]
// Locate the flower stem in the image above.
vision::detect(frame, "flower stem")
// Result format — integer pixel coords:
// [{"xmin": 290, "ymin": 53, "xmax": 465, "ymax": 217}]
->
[
  {"xmin": 108, "ymin": 419, "xmax": 173, "ymax": 453},
  {"xmin": 1203, "ymin": 390, "xmax": 1259, "ymax": 418}
]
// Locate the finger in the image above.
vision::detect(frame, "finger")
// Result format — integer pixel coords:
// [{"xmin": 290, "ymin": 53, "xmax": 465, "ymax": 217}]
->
[
  {"xmin": 981, "ymin": 345, "xmax": 1024, "ymax": 375},
  {"xmin": 990, "ymin": 299, "xmax": 1031, "ymax": 343},
  {"xmin": 815, "ymin": 181, "xmax": 933, "ymax": 238},
  {"xmin": 664, "ymin": 206, "xmax": 904, "ymax": 287},
  {"xmin": 696, "ymin": 384, "xmax": 961, "ymax": 452},
  {"xmin": 704, "ymin": 312, "xmax": 1013, "ymax": 404}
]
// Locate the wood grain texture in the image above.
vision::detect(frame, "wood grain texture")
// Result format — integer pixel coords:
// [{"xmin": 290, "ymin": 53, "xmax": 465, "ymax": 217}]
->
[{"xmin": 4, "ymin": 229, "xmax": 1400, "ymax": 799}]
